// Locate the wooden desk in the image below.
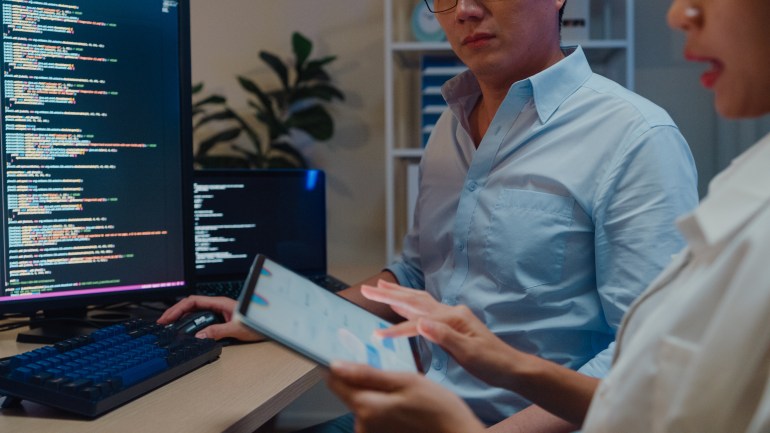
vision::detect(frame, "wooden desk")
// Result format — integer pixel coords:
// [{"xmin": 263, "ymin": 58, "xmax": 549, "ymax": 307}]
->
[
  {"xmin": 0, "ymin": 264, "xmax": 377, "ymax": 432},
  {"xmin": 0, "ymin": 329, "xmax": 324, "ymax": 433}
]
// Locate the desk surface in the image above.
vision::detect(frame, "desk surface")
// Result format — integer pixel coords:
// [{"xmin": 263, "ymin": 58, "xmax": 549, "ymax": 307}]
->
[
  {"xmin": 0, "ymin": 331, "xmax": 323, "ymax": 433},
  {"xmin": 0, "ymin": 264, "xmax": 376, "ymax": 433}
]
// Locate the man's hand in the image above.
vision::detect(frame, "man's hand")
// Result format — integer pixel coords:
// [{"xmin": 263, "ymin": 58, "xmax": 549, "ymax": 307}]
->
[
  {"xmin": 157, "ymin": 295, "xmax": 264, "ymax": 341},
  {"xmin": 328, "ymin": 361, "xmax": 485, "ymax": 433}
]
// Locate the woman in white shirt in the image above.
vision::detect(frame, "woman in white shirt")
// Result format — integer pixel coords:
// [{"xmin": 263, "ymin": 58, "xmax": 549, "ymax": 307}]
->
[{"xmin": 327, "ymin": 0, "xmax": 770, "ymax": 432}]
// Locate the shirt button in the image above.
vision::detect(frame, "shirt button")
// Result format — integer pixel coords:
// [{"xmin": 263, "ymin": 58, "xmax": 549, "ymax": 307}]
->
[
  {"xmin": 467, "ymin": 181, "xmax": 477, "ymax": 191},
  {"xmin": 432, "ymin": 358, "xmax": 444, "ymax": 370}
]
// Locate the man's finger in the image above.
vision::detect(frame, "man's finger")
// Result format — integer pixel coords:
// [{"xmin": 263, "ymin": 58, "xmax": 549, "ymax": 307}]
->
[{"xmin": 157, "ymin": 297, "xmax": 198, "ymax": 324}]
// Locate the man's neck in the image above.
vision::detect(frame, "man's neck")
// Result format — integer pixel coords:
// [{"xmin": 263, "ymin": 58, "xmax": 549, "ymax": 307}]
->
[
  {"xmin": 469, "ymin": 95, "xmax": 491, "ymax": 148},
  {"xmin": 469, "ymin": 47, "xmax": 567, "ymax": 146}
]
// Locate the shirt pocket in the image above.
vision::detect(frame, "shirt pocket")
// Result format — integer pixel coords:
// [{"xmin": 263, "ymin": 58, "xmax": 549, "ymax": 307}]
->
[{"xmin": 484, "ymin": 189, "xmax": 575, "ymax": 291}]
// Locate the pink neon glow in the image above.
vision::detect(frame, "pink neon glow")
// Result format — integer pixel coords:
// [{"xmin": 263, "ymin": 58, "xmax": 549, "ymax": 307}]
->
[{"xmin": 0, "ymin": 281, "xmax": 185, "ymax": 302}]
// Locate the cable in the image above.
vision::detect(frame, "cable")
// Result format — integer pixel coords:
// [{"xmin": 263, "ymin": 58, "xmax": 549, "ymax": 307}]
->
[{"xmin": 0, "ymin": 320, "xmax": 30, "ymax": 333}]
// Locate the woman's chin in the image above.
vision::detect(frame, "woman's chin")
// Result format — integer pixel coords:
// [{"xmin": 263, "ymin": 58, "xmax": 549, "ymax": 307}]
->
[{"xmin": 714, "ymin": 91, "xmax": 770, "ymax": 119}]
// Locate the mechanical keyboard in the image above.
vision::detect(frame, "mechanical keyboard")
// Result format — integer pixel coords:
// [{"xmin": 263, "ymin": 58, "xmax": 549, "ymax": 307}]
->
[
  {"xmin": 308, "ymin": 274, "xmax": 349, "ymax": 293},
  {"xmin": 0, "ymin": 318, "xmax": 221, "ymax": 417},
  {"xmin": 196, "ymin": 274, "xmax": 348, "ymax": 299},
  {"xmin": 195, "ymin": 280, "xmax": 244, "ymax": 299}
]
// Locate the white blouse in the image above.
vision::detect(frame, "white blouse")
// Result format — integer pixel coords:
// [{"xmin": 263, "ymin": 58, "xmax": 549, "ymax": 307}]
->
[{"xmin": 583, "ymin": 133, "xmax": 770, "ymax": 433}]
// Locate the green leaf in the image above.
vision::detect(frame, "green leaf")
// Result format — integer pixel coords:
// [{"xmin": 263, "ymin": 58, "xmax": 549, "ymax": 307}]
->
[
  {"xmin": 255, "ymin": 111, "xmax": 290, "ymax": 140},
  {"xmin": 192, "ymin": 83, "xmax": 204, "ymax": 94},
  {"xmin": 232, "ymin": 119, "xmax": 263, "ymax": 156},
  {"xmin": 196, "ymin": 127, "xmax": 242, "ymax": 156},
  {"xmin": 270, "ymin": 142, "xmax": 307, "ymax": 167},
  {"xmin": 290, "ymin": 84, "xmax": 345, "ymax": 103},
  {"xmin": 238, "ymin": 75, "xmax": 270, "ymax": 101},
  {"xmin": 292, "ymin": 32, "xmax": 313, "ymax": 70},
  {"xmin": 265, "ymin": 142, "xmax": 307, "ymax": 168},
  {"xmin": 286, "ymin": 105, "xmax": 334, "ymax": 140},
  {"xmin": 229, "ymin": 147, "xmax": 266, "ymax": 168},
  {"xmin": 193, "ymin": 94, "xmax": 227, "ymax": 109},
  {"xmin": 310, "ymin": 55, "xmax": 337, "ymax": 68},
  {"xmin": 193, "ymin": 109, "xmax": 238, "ymax": 129},
  {"xmin": 299, "ymin": 58, "xmax": 335, "ymax": 83},
  {"xmin": 229, "ymin": 145, "xmax": 263, "ymax": 167},
  {"xmin": 265, "ymin": 89, "xmax": 289, "ymax": 112},
  {"xmin": 229, "ymin": 145, "xmax": 257, "ymax": 158},
  {"xmin": 238, "ymin": 76, "xmax": 277, "ymax": 119},
  {"xmin": 259, "ymin": 51, "xmax": 289, "ymax": 91}
]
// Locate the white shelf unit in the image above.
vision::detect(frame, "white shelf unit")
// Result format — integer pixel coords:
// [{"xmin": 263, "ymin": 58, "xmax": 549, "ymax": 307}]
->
[{"xmin": 384, "ymin": 0, "xmax": 635, "ymax": 262}]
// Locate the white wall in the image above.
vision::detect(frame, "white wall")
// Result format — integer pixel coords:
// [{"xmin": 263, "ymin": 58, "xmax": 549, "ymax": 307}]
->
[
  {"xmin": 190, "ymin": 0, "xmax": 387, "ymax": 277},
  {"xmin": 635, "ymin": 0, "xmax": 770, "ymax": 196},
  {"xmin": 634, "ymin": 0, "xmax": 717, "ymax": 196}
]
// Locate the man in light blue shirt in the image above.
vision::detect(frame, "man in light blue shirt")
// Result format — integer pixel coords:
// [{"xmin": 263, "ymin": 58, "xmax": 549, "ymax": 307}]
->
[
  {"xmin": 387, "ymin": 44, "xmax": 697, "ymax": 425},
  {"xmin": 299, "ymin": 49, "xmax": 696, "ymax": 433}
]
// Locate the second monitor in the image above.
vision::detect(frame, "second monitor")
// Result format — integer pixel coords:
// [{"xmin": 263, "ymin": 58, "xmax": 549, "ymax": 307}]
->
[{"xmin": 192, "ymin": 169, "xmax": 347, "ymax": 296}]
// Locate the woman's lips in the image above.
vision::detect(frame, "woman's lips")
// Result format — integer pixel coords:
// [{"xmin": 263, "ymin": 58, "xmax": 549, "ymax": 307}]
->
[
  {"xmin": 685, "ymin": 52, "xmax": 724, "ymax": 89},
  {"xmin": 700, "ymin": 61, "xmax": 723, "ymax": 89}
]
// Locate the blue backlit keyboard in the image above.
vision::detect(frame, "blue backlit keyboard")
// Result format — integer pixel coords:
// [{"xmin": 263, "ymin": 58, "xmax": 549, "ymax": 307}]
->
[{"xmin": 0, "ymin": 319, "xmax": 221, "ymax": 417}]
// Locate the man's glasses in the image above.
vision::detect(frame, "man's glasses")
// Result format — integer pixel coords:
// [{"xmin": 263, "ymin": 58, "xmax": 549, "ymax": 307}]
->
[{"xmin": 423, "ymin": 0, "xmax": 505, "ymax": 13}]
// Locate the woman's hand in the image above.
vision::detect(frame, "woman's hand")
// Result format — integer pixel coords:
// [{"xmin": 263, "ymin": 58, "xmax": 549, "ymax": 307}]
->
[
  {"xmin": 328, "ymin": 361, "xmax": 485, "ymax": 433},
  {"xmin": 362, "ymin": 280, "xmax": 524, "ymax": 389},
  {"xmin": 157, "ymin": 295, "xmax": 264, "ymax": 341}
]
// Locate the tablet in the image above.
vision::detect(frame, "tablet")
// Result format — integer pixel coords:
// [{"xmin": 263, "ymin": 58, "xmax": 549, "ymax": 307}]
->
[{"xmin": 234, "ymin": 254, "xmax": 423, "ymax": 373}]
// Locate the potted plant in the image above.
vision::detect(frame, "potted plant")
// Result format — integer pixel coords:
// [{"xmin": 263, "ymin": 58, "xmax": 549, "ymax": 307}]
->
[{"xmin": 193, "ymin": 32, "xmax": 345, "ymax": 168}]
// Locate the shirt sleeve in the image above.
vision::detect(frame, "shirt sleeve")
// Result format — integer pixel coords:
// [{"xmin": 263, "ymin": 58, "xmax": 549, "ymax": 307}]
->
[
  {"xmin": 386, "ymin": 161, "xmax": 426, "ymax": 290},
  {"xmin": 386, "ymin": 228, "xmax": 425, "ymax": 289},
  {"xmin": 580, "ymin": 125, "xmax": 698, "ymax": 376}
]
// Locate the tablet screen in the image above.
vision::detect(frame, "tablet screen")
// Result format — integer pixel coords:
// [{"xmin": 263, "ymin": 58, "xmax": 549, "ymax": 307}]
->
[{"xmin": 235, "ymin": 255, "xmax": 421, "ymax": 372}]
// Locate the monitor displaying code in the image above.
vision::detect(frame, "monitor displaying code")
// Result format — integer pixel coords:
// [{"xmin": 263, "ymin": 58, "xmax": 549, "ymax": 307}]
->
[{"xmin": 0, "ymin": 0, "xmax": 187, "ymax": 302}]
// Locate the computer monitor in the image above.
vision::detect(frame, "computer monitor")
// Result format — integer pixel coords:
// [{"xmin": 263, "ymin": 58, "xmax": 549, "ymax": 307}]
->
[
  {"xmin": 193, "ymin": 169, "xmax": 328, "ymax": 285},
  {"xmin": 0, "ymin": 0, "xmax": 193, "ymax": 341}
]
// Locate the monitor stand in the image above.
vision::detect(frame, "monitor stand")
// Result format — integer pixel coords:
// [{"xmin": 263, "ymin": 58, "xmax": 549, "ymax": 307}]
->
[{"xmin": 16, "ymin": 308, "xmax": 134, "ymax": 344}]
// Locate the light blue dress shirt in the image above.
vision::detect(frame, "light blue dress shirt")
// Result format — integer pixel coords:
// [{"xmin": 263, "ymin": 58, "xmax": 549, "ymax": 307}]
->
[{"xmin": 387, "ymin": 46, "xmax": 699, "ymax": 424}]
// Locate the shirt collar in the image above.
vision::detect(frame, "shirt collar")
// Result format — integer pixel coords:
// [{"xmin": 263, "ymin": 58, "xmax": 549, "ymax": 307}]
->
[
  {"xmin": 529, "ymin": 46, "xmax": 592, "ymax": 123},
  {"xmin": 442, "ymin": 46, "xmax": 593, "ymax": 125},
  {"xmin": 677, "ymin": 132, "xmax": 770, "ymax": 249}
]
